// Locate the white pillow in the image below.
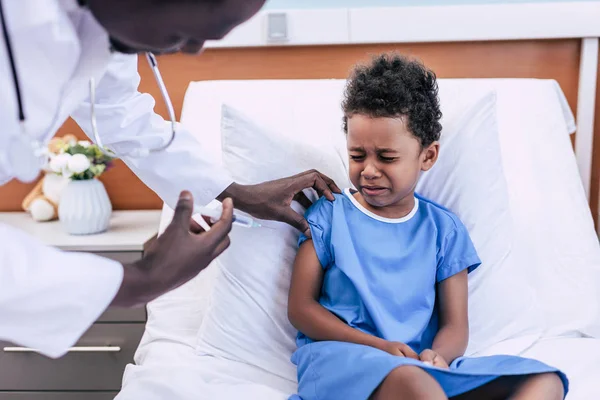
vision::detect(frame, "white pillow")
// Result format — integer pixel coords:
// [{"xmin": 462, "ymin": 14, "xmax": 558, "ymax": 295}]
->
[
  {"xmin": 415, "ymin": 84, "xmax": 543, "ymax": 354},
  {"xmin": 489, "ymin": 80, "xmax": 600, "ymax": 338},
  {"xmin": 219, "ymin": 104, "xmax": 350, "ymax": 188},
  {"xmin": 196, "ymin": 104, "xmax": 351, "ymax": 382},
  {"xmin": 195, "ymin": 84, "xmax": 536, "ymax": 383}
]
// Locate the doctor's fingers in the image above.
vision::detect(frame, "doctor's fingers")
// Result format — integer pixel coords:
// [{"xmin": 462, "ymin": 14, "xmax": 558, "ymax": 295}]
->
[
  {"xmin": 196, "ymin": 198, "xmax": 234, "ymax": 246},
  {"xmin": 295, "ymin": 170, "xmax": 338, "ymax": 201},
  {"xmin": 293, "ymin": 191, "xmax": 313, "ymax": 210},
  {"xmin": 171, "ymin": 190, "xmax": 195, "ymax": 232},
  {"xmin": 317, "ymin": 171, "xmax": 342, "ymax": 195},
  {"xmin": 189, "ymin": 216, "xmax": 211, "ymax": 234},
  {"xmin": 302, "ymin": 169, "xmax": 341, "ymax": 195},
  {"xmin": 280, "ymin": 207, "xmax": 310, "ymax": 237},
  {"xmin": 210, "ymin": 235, "xmax": 232, "ymax": 259}
]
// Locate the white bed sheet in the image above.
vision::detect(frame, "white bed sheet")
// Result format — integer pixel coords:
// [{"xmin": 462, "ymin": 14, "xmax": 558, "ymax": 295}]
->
[
  {"xmin": 117, "ymin": 342, "xmax": 293, "ymax": 400},
  {"xmin": 524, "ymin": 338, "xmax": 600, "ymax": 399},
  {"xmin": 479, "ymin": 337, "xmax": 600, "ymax": 399},
  {"xmin": 117, "ymin": 337, "xmax": 600, "ymax": 399}
]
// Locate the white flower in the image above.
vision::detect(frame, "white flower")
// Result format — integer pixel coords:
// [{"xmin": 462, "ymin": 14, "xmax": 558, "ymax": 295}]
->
[
  {"xmin": 62, "ymin": 169, "xmax": 73, "ymax": 179},
  {"xmin": 67, "ymin": 153, "xmax": 91, "ymax": 174},
  {"xmin": 78, "ymin": 140, "xmax": 91, "ymax": 147},
  {"xmin": 49, "ymin": 153, "xmax": 71, "ymax": 173}
]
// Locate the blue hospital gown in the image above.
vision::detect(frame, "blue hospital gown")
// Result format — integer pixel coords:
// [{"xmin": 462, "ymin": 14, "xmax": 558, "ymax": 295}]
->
[{"xmin": 290, "ymin": 189, "xmax": 568, "ymax": 400}]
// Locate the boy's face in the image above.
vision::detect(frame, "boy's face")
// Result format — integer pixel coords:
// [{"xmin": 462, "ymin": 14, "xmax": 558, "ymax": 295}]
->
[{"xmin": 347, "ymin": 114, "xmax": 438, "ymax": 214}]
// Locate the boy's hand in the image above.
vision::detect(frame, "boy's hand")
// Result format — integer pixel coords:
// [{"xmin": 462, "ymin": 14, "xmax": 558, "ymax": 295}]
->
[
  {"xmin": 376, "ymin": 340, "xmax": 419, "ymax": 359},
  {"xmin": 419, "ymin": 349, "xmax": 449, "ymax": 368}
]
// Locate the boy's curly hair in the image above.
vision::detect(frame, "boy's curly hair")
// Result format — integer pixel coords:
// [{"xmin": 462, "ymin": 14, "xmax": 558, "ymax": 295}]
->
[{"xmin": 342, "ymin": 53, "xmax": 442, "ymax": 148}]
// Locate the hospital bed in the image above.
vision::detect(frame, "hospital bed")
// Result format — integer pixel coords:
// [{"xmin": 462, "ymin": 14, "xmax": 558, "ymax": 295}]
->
[{"xmin": 113, "ymin": 77, "xmax": 600, "ymax": 399}]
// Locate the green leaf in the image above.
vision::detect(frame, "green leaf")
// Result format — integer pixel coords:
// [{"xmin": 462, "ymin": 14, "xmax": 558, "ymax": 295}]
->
[{"xmin": 61, "ymin": 142, "xmax": 113, "ymax": 180}]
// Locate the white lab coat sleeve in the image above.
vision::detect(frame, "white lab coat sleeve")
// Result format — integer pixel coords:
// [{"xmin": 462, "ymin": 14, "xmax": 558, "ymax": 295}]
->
[
  {"xmin": 0, "ymin": 224, "xmax": 123, "ymax": 359},
  {"xmin": 70, "ymin": 53, "xmax": 234, "ymax": 211}
]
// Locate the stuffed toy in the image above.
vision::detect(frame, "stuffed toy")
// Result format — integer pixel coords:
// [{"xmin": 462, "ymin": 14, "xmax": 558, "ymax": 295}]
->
[{"xmin": 21, "ymin": 134, "xmax": 75, "ymax": 221}]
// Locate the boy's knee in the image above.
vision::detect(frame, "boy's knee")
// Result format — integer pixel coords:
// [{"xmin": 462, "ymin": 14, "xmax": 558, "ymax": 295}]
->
[
  {"xmin": 538, "ymin": 373, "xmax": 565, "ymax": 398},
  {"xmin": 384, "ymin": 366, "xmax": 441, "ymax": 397},
  {"xmin": 386, "ymin": 366, "xmax": 423, "ymax": 382}
]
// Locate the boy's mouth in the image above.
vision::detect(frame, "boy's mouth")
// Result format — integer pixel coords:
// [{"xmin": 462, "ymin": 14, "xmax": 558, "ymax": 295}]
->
[{"xmin": 361, "ymin": 186, "xmax": 388, "ymax": 196}]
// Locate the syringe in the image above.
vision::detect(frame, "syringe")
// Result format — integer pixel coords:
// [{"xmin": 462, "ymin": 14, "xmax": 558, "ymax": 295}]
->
[{"xmin": 193, "ymin": 206, "xmax": 262, "ymax": 229}]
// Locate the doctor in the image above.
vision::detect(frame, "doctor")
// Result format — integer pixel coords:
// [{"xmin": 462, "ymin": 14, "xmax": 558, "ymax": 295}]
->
[{"xmin": 0, "ymin": 0, "xmax": 340, "ymax": 359}]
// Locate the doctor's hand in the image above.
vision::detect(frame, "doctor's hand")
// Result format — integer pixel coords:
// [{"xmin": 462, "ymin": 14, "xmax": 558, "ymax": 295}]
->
[
  {"xmin": 218, "ymin": 170, "xmax": 341, "ymax": 237},
  {"xmin": 112, "ymin": 191, "xmax": 233, "ymax": 308}
]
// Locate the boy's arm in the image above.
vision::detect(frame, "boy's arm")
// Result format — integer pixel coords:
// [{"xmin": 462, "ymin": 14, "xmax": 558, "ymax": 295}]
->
[
  {"xmin": 428, "ymin": 269, "xmax": 469, "ymax": 364},
  {"xmin": 288, "ymin": 240, "xmax": 387, "ymax": 350}
]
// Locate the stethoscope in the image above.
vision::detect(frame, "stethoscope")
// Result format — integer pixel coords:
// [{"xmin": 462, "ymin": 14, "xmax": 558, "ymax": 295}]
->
[{"xmin": 0, "ymin": 0, "xmax": 176, "ymax": 182}]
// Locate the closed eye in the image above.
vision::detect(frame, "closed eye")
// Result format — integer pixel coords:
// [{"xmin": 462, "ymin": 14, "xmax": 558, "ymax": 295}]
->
[
  {"xmin": 350, "ymin": 154, "xmax": 365, "ymax": 161},
  {"xmin": 380, "ymin": 156, "xmax": 398, "ymax": 162}
]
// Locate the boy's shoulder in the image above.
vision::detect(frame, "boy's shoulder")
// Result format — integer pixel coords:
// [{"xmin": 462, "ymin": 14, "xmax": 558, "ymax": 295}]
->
[
  {"xmin": 415, "ymin": 193, "xmax": 463, "ymax": 232},
  {"xmin": 304, "ymin": 194, "xmax": 339, "ymax": 220},
  {"xmin": 307, "ymin": 192, "xmax": 345, "ymax": 210}
]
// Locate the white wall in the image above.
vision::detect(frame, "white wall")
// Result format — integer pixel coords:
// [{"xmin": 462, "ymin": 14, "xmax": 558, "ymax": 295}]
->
[
  {"xmin": 265, "ymin": 0, "xmax": 599, "ymax": 9},
  {"xmin": 206, "ymin": 2, "xmax": 600, "ymax": 48}
]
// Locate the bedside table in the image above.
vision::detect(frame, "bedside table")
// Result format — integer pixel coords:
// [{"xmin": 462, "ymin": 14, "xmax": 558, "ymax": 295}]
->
[{"xmin": 0, "ymin": 210, "xmax": 161, "ymax": 400}]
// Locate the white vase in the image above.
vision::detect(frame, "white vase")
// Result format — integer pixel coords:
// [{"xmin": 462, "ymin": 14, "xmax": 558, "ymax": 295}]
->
[{"xmin": 58, "ymin": 179, "xmax": 112, "ymax": 235}]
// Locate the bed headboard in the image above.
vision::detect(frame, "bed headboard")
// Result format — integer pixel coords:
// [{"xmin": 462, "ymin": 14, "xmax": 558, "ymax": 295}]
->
[{"xmin": 1, "ymin": 2, "xmax": 599, "ymax": 230}]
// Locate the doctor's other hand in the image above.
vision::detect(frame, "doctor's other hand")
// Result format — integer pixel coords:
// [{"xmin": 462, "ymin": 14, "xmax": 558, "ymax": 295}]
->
[
  {"xmin": 112, "ymin": 191, "xmax": 233, "ymax": 308},
  {"xmin": 218, "ymin": 170, "xmax": 341, "ymax": 237}
]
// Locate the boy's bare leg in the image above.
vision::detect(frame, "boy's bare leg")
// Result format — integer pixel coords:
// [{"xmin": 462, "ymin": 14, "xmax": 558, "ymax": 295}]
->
[
  {"xmin": 451, "ymin": 373, "xmax": 563, "ymax": 400},
  {"xmin": 370, "ymin": 366, "xmax": 447, "ymax": 400},
  {"xmin": 509, "ymin": 373, "xmax": 564, "ymax": 400}
]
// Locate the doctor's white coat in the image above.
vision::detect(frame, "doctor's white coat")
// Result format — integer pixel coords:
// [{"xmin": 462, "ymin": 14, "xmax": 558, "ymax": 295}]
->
[{"xmin": 0, "ymin": 0, "xmax": 233, "ymax": 358}]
